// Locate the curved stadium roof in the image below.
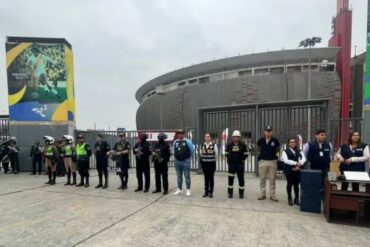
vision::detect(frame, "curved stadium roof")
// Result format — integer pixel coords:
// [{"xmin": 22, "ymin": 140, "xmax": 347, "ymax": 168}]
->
[{"xmin": 135, "ymin": 47, "xmax": 340, "ymax": 102}]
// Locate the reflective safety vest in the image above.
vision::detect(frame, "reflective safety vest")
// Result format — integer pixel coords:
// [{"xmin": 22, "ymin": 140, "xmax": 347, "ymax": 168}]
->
[
  {"xmin": 201, "ymin": 143, "xmax": 216, "ymax": 162},
  {"xmin": 76, "ymin": 143, "xmax": 87, "ymax": 157},
  {"xmin": 65, "ymin": 145, "xmax": 73, "ymax": 156},
  {"xmin": 46, "ymin": 146, "xmax": 54, "ymax": 156}
]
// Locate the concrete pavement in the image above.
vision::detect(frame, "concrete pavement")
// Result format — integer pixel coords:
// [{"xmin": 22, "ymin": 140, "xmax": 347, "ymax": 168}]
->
[{"xmin": 0, "ymin": 169, "xmax": 369, "ymax": 247}]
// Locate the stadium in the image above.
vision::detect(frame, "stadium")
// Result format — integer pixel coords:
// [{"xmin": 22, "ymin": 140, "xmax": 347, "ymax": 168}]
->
[{"xmin": 136, "ymin": 47, "xmax": 342, "ymax": 135}]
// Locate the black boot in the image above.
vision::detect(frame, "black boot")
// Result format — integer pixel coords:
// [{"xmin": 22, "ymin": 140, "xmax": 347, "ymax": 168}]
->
[
  {"xmin": 239, "ymin": 189, "xmax": 244, "ymax": 199},
  {"xmin": 288, "ymin": 197, "xmax": 293, "ymax": 206},
  {"xmin": 71, "ymin": 172, "xmax": 77, "ymax": 185},
  {"xmin": 228, "ymin": 187, "xmax": 233, "ymax": 198},
  {"xmin": 65, "ymin": 171, "xmax": 71, "ymax": 185},
  {"xmin": 95, "ymin": 176, "xmax": 103, "ymax": 188},
  {"xmin": 294, "ymin": 197, "xmax": 300, "ymax": 206},
  {"xmin": 51, "ymin": 172, "xmax": 56, "ymax": 185},
  {"xmin": 202, "ymin": 191, "xmax": 209, "ymax": 198},
  {"xmin": 45, "ymin": 167, "xmax": 52, "ymax": 184},
  {"xmin": 209, "ymin": 192, "xmax": 213, "ymax": 198},
  {"xmin": 76, "ymin": 175, "xmax": 84, "ymax": 187},
  {"xmin": 103, "ymin": 172, "xmax": 108, "ymax": 189},
  {"xmin": 85, "ymin": 175, "xmax": 89, "ymax": 188}
]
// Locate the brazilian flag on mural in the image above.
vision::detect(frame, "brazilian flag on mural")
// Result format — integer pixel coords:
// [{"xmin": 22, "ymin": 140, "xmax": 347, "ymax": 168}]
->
[{"xmin": 5, "ymin": 37, "xmax": 75, "ymax": 122}]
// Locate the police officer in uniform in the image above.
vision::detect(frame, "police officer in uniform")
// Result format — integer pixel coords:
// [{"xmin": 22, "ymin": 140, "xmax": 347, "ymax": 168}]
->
[
  {"xmin": 94, "ymin": 134, "xmax": 111, "ymax": 189},
  {"xmin": 108, "ymin": 133, "xmax": 131, "ymax": 190},
  {"xmin": 336, "ymin": 131, "xmax": 369, "ymax": 192},
  {"xmin": 152, "ymin": 133, "xmax": 171, "ymax": 195},
  {"xmin": 225, "ymin": 130, "xmax": 248, "ymax": 199},
  {"xmin": 76, "ymin": 134, "xmax": 92, "ymax": 188},
  {"xmin": 43, "ymin": 136, "xmax": 58, "ymax": 185},
  {"xmin": 30, "ymin": 140, "xmax": 43, "ymax": 175},
  {"xmin": 133, "ymin": 133, "xmax": 152, "ymax": 192},
  {"xmin": 200, "ymin": 133, "xmax": 218, "ymax": 198},
  {"xmin": 61, "ymin": 135, "xmax": 77, "ymax": 186},
  {"xmin": 303, "ymin": 129, "xmax": 332, "ymax": 189},
  {"xmin": 9, "ymin": 140, "xmax": 20, "ymax": 174}
]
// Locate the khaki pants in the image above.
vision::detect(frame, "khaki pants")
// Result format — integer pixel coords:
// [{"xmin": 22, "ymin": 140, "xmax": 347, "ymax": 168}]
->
[
  {"xmin": 45, "ymin": 158, "xmax": 56, "ymax": 172},
  {"xmin": 64, "ymin": 157, "xmax": 76, "ymax": 172},
  {"xmin": 259, "ymin": 160, "xmax": 277, "ymax": 198}
]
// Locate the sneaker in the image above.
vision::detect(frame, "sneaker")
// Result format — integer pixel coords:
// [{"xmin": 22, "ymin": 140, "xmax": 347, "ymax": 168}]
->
[
  {"xmin": 186, "ymin": 189, "xmax": 191, "ymax": 197},
  {"xmin": 174, "ymin": 189, "xmax": 182, "ymax": 195}
]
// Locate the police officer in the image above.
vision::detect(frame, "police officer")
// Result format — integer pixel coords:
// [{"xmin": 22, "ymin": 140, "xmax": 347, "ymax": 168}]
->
[
  {"xmin": 257, "ymin": 126, "xmax": 280, "ymax": 202},
  {"xmin": 95, "ymin": 134, "xmax": 111, "ymax": 189},
  {"xmin": 108, "ymin": 133, "xmax": 131, "ymax": 190},
  {"xmin": 8, "ymin": 139, "xmax": 20, "ymax": 174},
  {"xmin": 61, "ymin": 135, "xmax": 77, "ymax": 186},
  {"xmin": 303, "ymin": 129, "xmax": 332, "ymax": 188},
  {"xmin": 200, "ymin": 133, "xmax": 218, "ymax": 198},
  {"xmin": 133, "ymin": 133, "xmax": 152, "ymax": 192},
  {"xmin": 43, "ymin": 136, "xmax": 58, "ymax": 185},
  {"xmin": 152, "ymin": 133, "xmax": 171, "ymax": 195},
  {"xmin": 225, "ymin": 130, "xmax": 248, "ymax": 199},
  {"xmin": 336, "ymin": 131, "xmax": 369, "ymax": 192},
  {"xmin": 76, "ymin": 134, "xmax": 92, "ymax": 188},
  {"xmin": 30, "ymin": 140, "xmax": 43, "ymax": 175}
]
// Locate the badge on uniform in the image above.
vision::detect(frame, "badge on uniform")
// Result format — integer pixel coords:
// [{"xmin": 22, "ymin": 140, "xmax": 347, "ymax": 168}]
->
[
  {"xmin": 232, "ymin": 146, "xmax": 240, "ymax": 152},
  {"xmin": 271, "ymin": 142, "xmax": 275, "ymax": 147},
  {"xmin": 319, "ymin": 151, "xmax": 324, "ymax": 157}
]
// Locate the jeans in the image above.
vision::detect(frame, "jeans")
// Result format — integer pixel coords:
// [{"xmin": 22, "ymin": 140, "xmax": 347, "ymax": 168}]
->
[{"xmin": 174, "ymin": 159, "xmax": 191, "ymax": 190}]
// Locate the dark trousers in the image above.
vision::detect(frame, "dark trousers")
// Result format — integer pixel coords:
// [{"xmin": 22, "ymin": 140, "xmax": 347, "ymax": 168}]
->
[
  {"xmin": 10, "ymin": 155, "xmax": 19, "ymax": 173},
  {"xmin": 78, "ymin": 159, "xmax": 90, "ymax": 183},
  {"xmin": 136, "ymin": 161, "xmax": 150, "ymax": 190},
  {"xmin": 117, "ymin": 162, "xmax": 129, "ymax": 186},
  {"xmin": 97, "ymin": 160, "xmax": 108, "ymax": 185},
  {"xmin": 32, "ymin": 157, "xmax": 42, "ymax": 174},
  {"xmin": 154, "ymin": 161, "xmax": 168, "ymax": 192},
  {"xmin": 201, "ymin": 161, "xmax": 216, "ymax": 194},
  {"xmin": 341, "ymin": 182, "xmax": 359, "ymax": 192},
  {"xmin": 228, "ymin": 164, "xmax": 245, "ymax": 196},
  {"xmin": 2, "ymin": 162, "xmax": 9, "ymax": 173},
  {"xmin": 285, "ymin": 169, "xmax": 300, "ymax": 199}
]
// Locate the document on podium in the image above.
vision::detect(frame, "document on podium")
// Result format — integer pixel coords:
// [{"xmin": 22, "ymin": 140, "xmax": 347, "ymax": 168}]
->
[{"xmin": 343, "ymin": 171, "xmax": 370, "ymax": 181}]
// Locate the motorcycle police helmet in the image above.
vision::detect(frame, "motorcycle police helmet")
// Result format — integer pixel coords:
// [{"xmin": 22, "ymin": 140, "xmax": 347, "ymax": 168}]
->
[
  {"xmin": 62, "ymin": 135, "xmax": 74, "ymax": 144},
  {"xmin": 43, "ymin": 136, "xmax": 55, "ymax": 145}
]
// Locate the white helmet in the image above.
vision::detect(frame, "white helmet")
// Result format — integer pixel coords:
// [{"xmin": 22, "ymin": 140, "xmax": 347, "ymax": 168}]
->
[
  {"xmin": 43, "ymin": 136, "xmax": 55, "ymax": 144},
  {"xmin": 232, "ymin": 130, "xmax": 241, "ymax": 137},
  {"xmin": 62, "ymin": 135, "xmax": 74, "ymax": 143}
]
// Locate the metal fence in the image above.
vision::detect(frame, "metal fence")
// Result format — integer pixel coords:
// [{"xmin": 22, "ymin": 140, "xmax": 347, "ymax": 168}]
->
[
  {"xmin": 75, "ymin": 129, "xmax": 199, "ymax": 171},
  {"xmin": 198, "ymin": 99, "xmax": 330, "ymax": 174},
  {"xmin": 0, "ymin": 117, "xmax": 10, "ymax": 141}
]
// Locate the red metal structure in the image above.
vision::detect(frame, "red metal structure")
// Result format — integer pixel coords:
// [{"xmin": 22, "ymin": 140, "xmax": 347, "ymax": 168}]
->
[{"xmin": 328, "ymin": 0, "xmax": 352, "ymax": 143}]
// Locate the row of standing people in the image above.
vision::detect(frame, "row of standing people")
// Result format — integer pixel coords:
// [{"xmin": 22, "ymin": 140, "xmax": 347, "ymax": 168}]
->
[{"xmin": 5, "ymin": 127, "xmax": 368, "ymax": 205}]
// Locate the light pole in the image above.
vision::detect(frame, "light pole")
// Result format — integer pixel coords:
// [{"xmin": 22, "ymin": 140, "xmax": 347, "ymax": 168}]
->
[
  {"xmin": 157, "ymin": 87, "xmax": 166, "ymax": 130},
  {"xmin": 299, "ymin": 37, "xmax": 322, "ymax": 141}
]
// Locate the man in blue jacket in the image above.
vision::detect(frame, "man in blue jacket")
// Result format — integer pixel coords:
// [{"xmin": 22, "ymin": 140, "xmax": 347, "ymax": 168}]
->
[{"xmin": 173, "ymin": 129, "xmax": 195, "ymax": 196}]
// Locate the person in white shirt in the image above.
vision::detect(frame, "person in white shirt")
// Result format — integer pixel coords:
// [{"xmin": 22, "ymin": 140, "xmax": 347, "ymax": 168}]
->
[
  {"xmin": 281, "ymin": 137, "xmax": 306, "ymax": 206},
  {"xmin": 199, "ymin": 133, "xmax": 218, "ymax": 198},
  {"xmin": 335, "ymin": 131, "xmax": 370, "ymax": 192}
]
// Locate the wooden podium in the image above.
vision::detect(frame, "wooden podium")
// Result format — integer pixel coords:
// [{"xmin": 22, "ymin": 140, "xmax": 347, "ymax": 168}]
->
[{"xmin": 324, "ymin": 179, "xmax": 370, "ymax": 225}]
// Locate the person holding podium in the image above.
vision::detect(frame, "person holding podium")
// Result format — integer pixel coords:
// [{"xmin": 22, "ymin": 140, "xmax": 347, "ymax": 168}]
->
[{"xmin": 336, "ymin": 131, "xmax": 369, "ymax": 192}]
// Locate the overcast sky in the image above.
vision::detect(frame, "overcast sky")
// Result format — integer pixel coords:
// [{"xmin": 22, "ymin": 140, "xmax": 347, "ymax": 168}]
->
[{"xmin": 0, "ymin": 0, "xmax": 367, "ymax": 130}]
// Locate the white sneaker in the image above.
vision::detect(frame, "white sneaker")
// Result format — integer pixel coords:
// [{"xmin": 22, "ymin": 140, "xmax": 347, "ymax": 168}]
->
[
  {"xmin": 174, "ymin": 189, "xmax": 182, "ymax": 195},
  {"xmin": 186, "ymin": 189, "xmax": 191, "ymax": 196}
]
